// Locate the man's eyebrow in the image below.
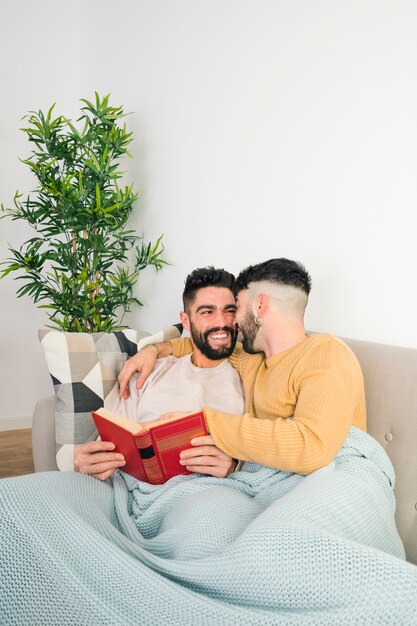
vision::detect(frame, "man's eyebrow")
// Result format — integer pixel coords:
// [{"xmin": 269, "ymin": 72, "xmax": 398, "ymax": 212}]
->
[{"xmin": 195, "ymin": 304, "xmax": 237, "ymax": 312}]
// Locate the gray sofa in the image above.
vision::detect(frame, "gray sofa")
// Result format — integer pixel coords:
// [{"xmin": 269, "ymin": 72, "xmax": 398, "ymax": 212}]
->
[{"xmin": 32, "ymin": 335, "xmax": 417, "ymax": 565}]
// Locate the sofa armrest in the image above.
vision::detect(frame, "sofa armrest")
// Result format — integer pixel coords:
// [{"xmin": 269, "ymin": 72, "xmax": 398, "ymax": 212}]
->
[{"xmin": 32, "ymin": 395, "xmax": 58, "ymax": 472}]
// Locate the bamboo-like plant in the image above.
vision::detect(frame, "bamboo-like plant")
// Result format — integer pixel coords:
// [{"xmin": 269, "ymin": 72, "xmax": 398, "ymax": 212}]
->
[{"xmin": 1, "ymin": 93, "xmax": 167, "ymax": 332}]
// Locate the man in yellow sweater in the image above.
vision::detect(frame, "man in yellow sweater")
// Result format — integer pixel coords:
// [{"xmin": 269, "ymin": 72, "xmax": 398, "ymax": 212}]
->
[{"xmin": 119, "ymin": 258, "xmax": 366, "ymax": 475}]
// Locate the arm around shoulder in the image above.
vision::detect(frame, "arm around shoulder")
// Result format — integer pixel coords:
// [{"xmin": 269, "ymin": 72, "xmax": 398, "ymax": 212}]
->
[{"xmin": 118, "ymin": 341, "xmax": 173, "ymax": 397}]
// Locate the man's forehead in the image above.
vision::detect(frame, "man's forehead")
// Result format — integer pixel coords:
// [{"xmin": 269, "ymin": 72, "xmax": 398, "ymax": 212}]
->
[{"xmin": 191, "ymin": 286, "xmax": 235, "ymax": 307}]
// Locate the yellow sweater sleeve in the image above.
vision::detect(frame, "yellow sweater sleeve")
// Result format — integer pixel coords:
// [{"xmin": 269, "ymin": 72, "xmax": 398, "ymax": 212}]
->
[
  {"xmin": 204, "ymin": 337, "xmax": 366, "ymax": 474},
  {"xmin": 171, "ymin": 337, "xmax": 193, "ymax": 357}
]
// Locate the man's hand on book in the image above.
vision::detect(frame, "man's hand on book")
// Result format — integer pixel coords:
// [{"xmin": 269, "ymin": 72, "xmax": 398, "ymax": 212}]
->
[
  {"xmin": 156, "ymin": 413, "xmax": 236, "ymax": 477},
  {"xmin": 179, "ymin": 435, "xmax": 236, "ymax": 478},
  {"xmin": 73, "ymin": 441, "xmax": 126, "ymax": 481}
]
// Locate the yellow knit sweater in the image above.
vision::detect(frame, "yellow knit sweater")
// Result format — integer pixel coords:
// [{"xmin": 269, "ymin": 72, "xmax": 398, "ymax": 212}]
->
[{"xmin": 172, "ymin": 333, "xmax": 366, "ymax": 475}]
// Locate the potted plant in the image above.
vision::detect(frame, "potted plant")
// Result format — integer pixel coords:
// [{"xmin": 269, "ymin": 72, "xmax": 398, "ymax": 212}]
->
[{"xmin": 0, "ymin": 92, "xmax": 167, "ymax": 332}]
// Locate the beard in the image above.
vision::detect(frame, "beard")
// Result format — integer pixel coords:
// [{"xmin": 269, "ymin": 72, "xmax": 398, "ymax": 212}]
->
[
  {"xmin": 239, "ymin": 309, "xmax": 261, "ymax": 354},
  {"xmin": 189, "ymin": 322, "xmax": 238, "ymax": 360}
]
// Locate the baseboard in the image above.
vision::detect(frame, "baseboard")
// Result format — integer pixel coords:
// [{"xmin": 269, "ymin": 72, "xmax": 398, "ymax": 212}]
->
[{"xmin": 0, "ymin": 415, "xmax": 32, "ymax": 432}]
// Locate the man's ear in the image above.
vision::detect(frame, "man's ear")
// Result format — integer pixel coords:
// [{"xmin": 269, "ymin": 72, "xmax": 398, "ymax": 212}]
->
[
  {"xmin": 254, "ymin": 293, "xmax": 268, "ymax": 318},
  {"xmin": 180, "ymin": 311, "xmax": 190, "ymax": 331}
]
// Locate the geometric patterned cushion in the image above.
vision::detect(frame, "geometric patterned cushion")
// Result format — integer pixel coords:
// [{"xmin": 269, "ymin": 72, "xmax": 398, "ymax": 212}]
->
[
  {"xmin": 38, "ymin": 325, "xmax": 183, "ymax": 471},
  {"xmin": 38, "ymin": 329, "xmax": 140, "ymax": 470}
]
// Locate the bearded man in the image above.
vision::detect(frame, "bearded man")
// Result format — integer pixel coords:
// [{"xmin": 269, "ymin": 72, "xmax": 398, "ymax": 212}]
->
[{"xmin": 74, "ymin": 267, "xmax": 244, "ymax": 480}]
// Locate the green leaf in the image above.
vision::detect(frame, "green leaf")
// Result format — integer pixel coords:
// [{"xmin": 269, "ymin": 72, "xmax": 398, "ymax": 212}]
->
[{"xmin": 95, "ymin": 184, "xmax": 101, "ymax": 210}]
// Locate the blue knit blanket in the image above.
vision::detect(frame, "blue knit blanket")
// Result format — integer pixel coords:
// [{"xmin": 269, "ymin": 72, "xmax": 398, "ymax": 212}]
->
[{"xmin": 1, "ymin": 427, "xmax": 417, "ymax": 625}]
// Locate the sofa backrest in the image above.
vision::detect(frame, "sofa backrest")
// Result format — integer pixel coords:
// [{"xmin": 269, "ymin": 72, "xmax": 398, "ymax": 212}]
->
[{"xmin": 342, "ymin": 336, "xmax": 417, "ymax": 565}]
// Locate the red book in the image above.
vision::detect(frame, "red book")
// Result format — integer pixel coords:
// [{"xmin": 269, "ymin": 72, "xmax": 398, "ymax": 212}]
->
[{"xmin": 92, "ymin": 407, "xmax": 208, "ymax": 484}]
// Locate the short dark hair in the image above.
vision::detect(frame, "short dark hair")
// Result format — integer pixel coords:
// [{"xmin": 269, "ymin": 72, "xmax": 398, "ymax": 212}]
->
[
  {"xmin": 183, "ymin": 266, "xmax": 235, "ymax": 311},
  {"xmin": 235, "ymin": 258, "xmax": 312, "ymax": 295}
]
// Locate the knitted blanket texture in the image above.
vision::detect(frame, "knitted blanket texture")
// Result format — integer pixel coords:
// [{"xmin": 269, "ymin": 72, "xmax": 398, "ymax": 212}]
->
[{"xmin": 1, "ymin": 427, "xmax": 417, "ymax": 625}]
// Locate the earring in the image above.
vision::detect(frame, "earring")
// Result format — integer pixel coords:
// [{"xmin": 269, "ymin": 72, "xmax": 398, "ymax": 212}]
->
[{"xmin": 255, "ymin": 317, "xmax": 263, "ymax": 326}]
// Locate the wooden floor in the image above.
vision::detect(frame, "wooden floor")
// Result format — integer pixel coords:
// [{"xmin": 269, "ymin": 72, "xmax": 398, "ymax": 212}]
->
[{"xmin": 0, "ymin": 429, "xmax": 35, "ymax": 478}]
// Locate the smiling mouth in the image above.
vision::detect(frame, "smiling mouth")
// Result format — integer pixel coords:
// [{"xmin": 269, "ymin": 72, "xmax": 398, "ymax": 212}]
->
[{"xmin": 207, "ymin": 330, "xmax": 230, "ymax": 344}]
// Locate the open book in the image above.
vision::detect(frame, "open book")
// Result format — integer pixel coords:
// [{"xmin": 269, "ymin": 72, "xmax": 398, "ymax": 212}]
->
[{"xmin": 92, "ymin": 407, "xmax": 208, "ymax": 484}]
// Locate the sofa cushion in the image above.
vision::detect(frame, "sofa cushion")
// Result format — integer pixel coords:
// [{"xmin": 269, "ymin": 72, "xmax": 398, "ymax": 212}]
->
[{"xmin": 38, "ymin": 325, "xmax": 183, "ymax": 471}]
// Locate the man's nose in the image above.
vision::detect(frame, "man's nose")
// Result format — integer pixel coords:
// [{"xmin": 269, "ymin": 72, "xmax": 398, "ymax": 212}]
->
[{"xmin": 213, "ymin": 311, "xmax": 229, "ymax": 326}]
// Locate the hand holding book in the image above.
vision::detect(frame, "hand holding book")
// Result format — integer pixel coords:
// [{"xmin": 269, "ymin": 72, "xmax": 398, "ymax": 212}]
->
[
  {"xmin": 73, "ymin": 439, "xmax": 127, "ymax": 481},
  {"xmin": 92, "ymin": 407, "xmax": 209, "ymax": 484},
  {"xmin": 149, "ymin": 412, "xmax": 236, "ymax": 476},
  {"xmin": 179, "ymin": 434, "xmax": 237, "ymax": 477}
]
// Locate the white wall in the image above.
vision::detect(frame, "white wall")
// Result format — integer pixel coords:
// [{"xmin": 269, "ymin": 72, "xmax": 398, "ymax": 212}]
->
[
  {"xmin": 1, "ymin": 0, "xmax": 417, "ymax": 427},
  {"xmin": 0, "ymin": 1, "xmax": 82, "ymax": 427}
]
